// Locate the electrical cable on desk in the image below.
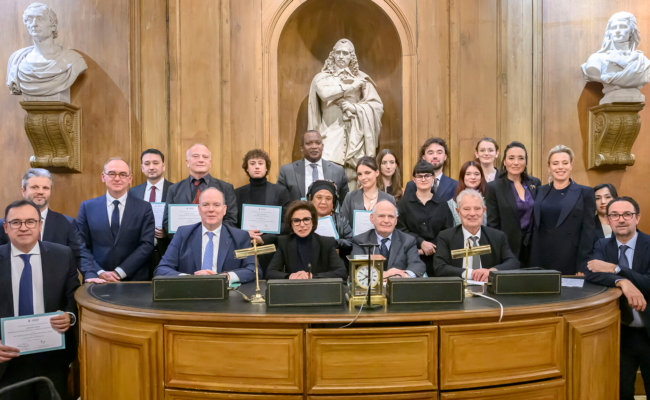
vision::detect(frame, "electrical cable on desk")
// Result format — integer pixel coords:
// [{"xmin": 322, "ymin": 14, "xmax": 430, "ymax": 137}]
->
[
  {"xmin": 339, "ymin": 246, "xmax": 376, "ymax": 329},
  {"xmin": 471, "ymin": 292, "xmax": 504, "ymax": 322}
]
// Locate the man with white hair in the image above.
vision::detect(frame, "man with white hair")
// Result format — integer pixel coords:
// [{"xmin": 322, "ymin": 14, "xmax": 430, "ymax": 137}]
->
[
  {"xmin": 164, "ymin": 144, "xmax": 238, "ymax": 231},
  {"xmin": 351, "ymin": 200, "xmax": 426, "ymax": 278},
  {"xmin": 433, "ymin": 189, "xmax": 519, "ymax": 281}
]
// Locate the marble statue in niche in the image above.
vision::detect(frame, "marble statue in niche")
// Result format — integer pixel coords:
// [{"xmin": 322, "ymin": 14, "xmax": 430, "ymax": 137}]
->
[
  {"xmin": 6, "ymin": 3, "xmax": 87, "ymax": 103},
  {"xmin": 581, "ymin": 11, "xmax": 650, "ymax": 105},
  {"xmin": 308, "ymin": 39, "xmax": 384, "ymax": 189}
]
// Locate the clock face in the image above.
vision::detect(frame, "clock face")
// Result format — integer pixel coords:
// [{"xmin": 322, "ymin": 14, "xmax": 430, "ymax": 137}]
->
[{"xmin": 355, "ymin": 265, "xmax": 379, "ymax": 289}]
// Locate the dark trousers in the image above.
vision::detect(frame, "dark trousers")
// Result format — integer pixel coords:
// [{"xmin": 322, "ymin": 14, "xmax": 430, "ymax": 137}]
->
[
  {"xmin": 620, "ymin": 324, "xmax": 650, "ymax": 400},
  {"xmin": 0, "ymin": 354, "xmax": 68, "ymax": 400}
]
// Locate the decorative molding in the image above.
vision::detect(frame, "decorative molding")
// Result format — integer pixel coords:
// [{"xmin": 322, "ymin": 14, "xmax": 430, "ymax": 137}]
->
[
  {"xmin": 20, "ymin": 101, "xmax": 82, "ymax": 173},
  {"xmin": 587, "ymin": 102, "xmax": 644, "ymax": 169}
]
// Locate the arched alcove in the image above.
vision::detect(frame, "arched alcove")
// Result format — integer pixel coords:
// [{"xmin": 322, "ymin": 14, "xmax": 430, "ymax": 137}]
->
[{"xmin": 276, "ymin": 0, "xmax": 403, "ymax": 166}]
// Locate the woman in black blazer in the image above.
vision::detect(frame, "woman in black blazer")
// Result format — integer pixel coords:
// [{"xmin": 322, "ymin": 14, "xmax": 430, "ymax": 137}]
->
[
  {"xmin": 594, "ymin": 183, "xmax": 618, "ymax": 239},
  {"xmin": 486, "ymin": 141, "xmax": 541, "ymax": 267},
  {"xmin": 266, "ymin": 201, "xmax": 347, "ymax": 280},
  {"xmin": 531, "ymin": 145, "xmax": 596, "ymax": 275}
]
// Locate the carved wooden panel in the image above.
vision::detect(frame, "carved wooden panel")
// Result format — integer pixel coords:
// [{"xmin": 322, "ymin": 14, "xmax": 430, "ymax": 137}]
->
[
  {"xmin": 441, "ymin": 379, "xmax": 565, "ymax": 399},
  {"xmin": 307, "ymin": 392, "xmax": 438, "ymax": 400},
  {"xmin": 563, "ymin": 302, "xmax": 620, "ymax": 400},
  {"xmin": 306, "ymin": 326, "xmax": 437, "ymax": 394},
  {"xmin": 439, "ymin": 317, "xmax": 565, "ymax": 390},
  {"xmin": 165, "ymin": 389, "xmax": 300, "ymax": 399},
  {"xmin": 165, "ymin": 325, "xmax": 303, "ymax": 394},
  {"xmin": 80, "ymin": 309, "xmax": 164, "ymax": 400}
]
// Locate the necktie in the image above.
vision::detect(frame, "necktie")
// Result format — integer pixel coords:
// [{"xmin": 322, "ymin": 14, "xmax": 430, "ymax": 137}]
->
[
  {"xmin": 470, "ymin": 236, "xmax": 480, "ymax": 270},
  {"xmin": 310, "ymin": 163, "xmax": 319, "ymax": 185},
  {"xmin": 618, "ymin": 245, "xmax": 630, "ymax": 269},
  {"xmin": 202, "ymin": 232, "xmax": 215, "ymax": 271},
  {"xmin": 111, "ymin": 200, "xmax": 120, "ymax": 239},
  {"xmin": 193, "ymin": 180, "xmax": 202, "ymax": 204},
  {"xmin": 380, "ymin": 238, "xmax": 389, "ymax": 259},
  {"xmin": 18, "ymin": 254, "xmax": 34, "ymax": 316},
  {"xmin": 149, "ymin": 186, "xmax": 156, "ymax": 202},
  {"xmin": 432, "ymin": 177, "xmax": 439, "ymax": 194},
  {"xmin": 618, "ymin": 244, "xmax": 634, "ymax": 325}
]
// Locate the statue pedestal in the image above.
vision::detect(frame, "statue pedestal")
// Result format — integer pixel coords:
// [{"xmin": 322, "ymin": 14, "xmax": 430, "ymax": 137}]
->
[
  {"xmin": 587, "ymin": 102, "xmax": 644, "ymax": 169},
  {"xmin": 20, "ymin": 101, "xmax": 82, "ymax": 173}
]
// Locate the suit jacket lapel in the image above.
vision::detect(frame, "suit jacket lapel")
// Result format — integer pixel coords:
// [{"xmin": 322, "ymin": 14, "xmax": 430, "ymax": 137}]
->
[
  {"xmin": 115, "ymin": 196, "xmax": 135, "ymax": 244},
  {"xmin": 500, "ymin": 179, "xmax": 520, "ymax": 222},
  {"xmin": 39, "ymin": 242, "xmax": 55, "ymax": 312},
  {"xmin": 632, "ymin": 233, "xmax": 648, "ymax": 272},
  {"xmin": 0, "ymin": 245, "xmax": 13, "ymax": 318},
  {"xmin": 99, "ymin": 195, "xmax": 112, "ymax": 238},
  {"xmin": 387, "ymin": 231, "xmax": 399, "ymax": 270},
  {"xmin": 451, "ymin": 226, "xmax": 465, "ymax": 268},
  {"xmin": 42, "ymin": 211, "xmax": 56, "ymax": 242},
  {"xmin": 217, "ymin": 226, "xmax": 232, "ymax": 273},
  {"xmin": 534, "ymin": 185, "xmax": 551, "ymax": 228},
  {"xmin": 265, "ymin": 181, "xmax": 275, "ymax": 204},
  {"xmin": 310, "ymin": 235, "xmax": 321, "ymax": 273},
  {"xmin": 287, "ymin": 236, "xmax": 299, "ymax": 273},
  {"xmin": 191, "ymin": 227, "xmax": 202, "ymax": 272},
  {"xmin": 478, "ymin": 227, "xmax": 492, "ymax": 269},
  {"xmin": 323, "ymin": 161, "xmax": 332, "ymax": 181},
  {"xmin": 162, "ymin": 179, "xmax": 172, "ymax": 202},
  {"xmin": 183, "ymin": 178, "xmax": 193, "ymax": 203},
  {"xmin": 294, "ymin": 161, "xmax": 306, "ymax": 197},
  {"xmin": 556, "ymin": 182, "xmax": 581, "ymax": 228},
  {"xmin": 435, "ymin": 175, "xmax": 452, "ymax": 198}
]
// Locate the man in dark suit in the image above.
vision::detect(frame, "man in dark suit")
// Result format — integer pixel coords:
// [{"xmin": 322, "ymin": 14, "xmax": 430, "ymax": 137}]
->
[
  {"xmin": 0, "ymin": 200, "xmax": 79, "ymax": 400},
  {"xmin": 0, "ymin": 168, "xmax": 92, "ymax": 273},
  {"xmin": 434, "ymin": 189, "xmax": 520, "ymax": 281},
  {"xmin": 351, "ymin": 200, "xmax": 426, "ymax": 278},
  {"xmin": 129, "ymin": 149, "xmax": 174, "ymax": 277},
  {"xmin": 585, "ymin": 196, "xmax": 650, "ymax": 400},
  {"xmin": 154, "ymin": 188, "xmax": 257, "ymax": 282},
  {"xmin": 277, "ymin": 130, "xmax": 348, "ymax": 207},
  {"xmin": 164, "ymin": 144, "xmax": 238, "ymax": 230},
  {"xmin": 77, "ymin": 158, "xmax": 155, "ymax": 283},
  {"xmin": 404, "ymin": 137, "xmax": 458, "ymax": 202}
]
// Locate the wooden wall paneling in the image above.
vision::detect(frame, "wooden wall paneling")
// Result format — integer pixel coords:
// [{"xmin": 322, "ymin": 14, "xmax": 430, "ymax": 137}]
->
[
  {"xmin": 80, "ymin": 309, "xmax": 164, "ymax": 400},
  {"xmin": 305, "ymin": 326, "xmax": 437, "ymax": 395},
  {"xmin": 165, "ymin": 389, "xmax": 300, "ymax": 399},
  {"xmin": 439, "ymin": 317, "xmax": 565, "ymax": 390},
  {"xmin": 562, "ymin": 302, "xmax": 620, "ymax": 400},
  {"xmin": 164, "ymin": 325, "xmax": 304, "ymax": 394},
  {"xmin": 532, "ymin": 0, "xmax": 544, "ymax": 178},
  {"xmin": 440, "ymin": 379, "xmax": 565, "ymax": 400},
  {"xmin": 129, "ymin": 0, "xmax": 143, "ymax": 186}
]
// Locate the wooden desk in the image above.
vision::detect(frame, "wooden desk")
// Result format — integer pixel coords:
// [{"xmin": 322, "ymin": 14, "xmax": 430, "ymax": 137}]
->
[{"xmin": 75, "ymin": 281, "xmax": 621, "ymax": 400}]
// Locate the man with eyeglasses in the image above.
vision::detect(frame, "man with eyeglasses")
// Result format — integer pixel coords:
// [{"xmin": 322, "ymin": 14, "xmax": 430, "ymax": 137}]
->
[
  {"xmin": 154, "ymin": 188, "xmax": 256, "ymax": 282},
  {"xmin": 76, "ymin": 158, "xmax": 155, "ymax": 283},
  {"xmin": 0, "ymin": 199, "xmax": 80, "ymax": 399},
  {"xmin": 0, "ymin": 169, "xmax": 92, "ymax": 273},
  {"xmin": 586, "ymin": 196, "xmax": 650, "ymax": 400},
  {"xmin": 351, "ymin": 200, "xmax": 426, "ymax": 278}
]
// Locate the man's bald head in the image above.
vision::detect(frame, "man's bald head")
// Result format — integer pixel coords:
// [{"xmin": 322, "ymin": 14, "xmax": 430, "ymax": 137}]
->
[{"xmin": 186, "ymin": 144, "xmax": 212, "ymax": 178}]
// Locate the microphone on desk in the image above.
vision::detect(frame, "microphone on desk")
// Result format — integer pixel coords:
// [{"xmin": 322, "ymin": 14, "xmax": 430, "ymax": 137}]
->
[{"xmin": 308, "ymin": 263, "xmax": 312, "ymax": 279}]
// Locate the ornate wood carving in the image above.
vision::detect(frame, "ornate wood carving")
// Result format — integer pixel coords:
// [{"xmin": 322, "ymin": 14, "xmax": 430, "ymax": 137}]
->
[
  {"xmin": 588, "ymin": 102, "xmax": 644, "ymax": 169},
  {"xmin": 20, "ymin": 101, "xmax": 82, "ymax": 173}
]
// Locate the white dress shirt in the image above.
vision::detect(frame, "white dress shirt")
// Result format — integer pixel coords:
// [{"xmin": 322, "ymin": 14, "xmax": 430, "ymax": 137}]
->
[
  {"xmin": 614, "ymin": 233, "xmax": 645, "ymax": 327},
  {"xmin": 461, "ymin": 226, "xmax": 483, "ymax": 279},
  {"xmin": 99, "ymin": 192, "xmax": 128, "ymax": 279},
  {"xmin": 144, "ymin": 179, "xmax": 164, "ymax": 203},
  {"xmin": 304, "ymin": 158, "xmax": 324, "ymax": 194},
  {"xmin": 11, "ymin": 243, "xmax": 44, "ymax": 317},
  {"xmin": 201, "ymin": 225, "xmax": 239, "ymax": 284},
  {"xmin": 40, "ymin": 207, "xmax": 49, "ymax": 240}
]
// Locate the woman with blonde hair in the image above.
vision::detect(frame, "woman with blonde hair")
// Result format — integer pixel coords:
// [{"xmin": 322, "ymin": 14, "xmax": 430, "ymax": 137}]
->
[{"xmin": 531, "ymin": 145, "xmax": 596, "ymax": 275}]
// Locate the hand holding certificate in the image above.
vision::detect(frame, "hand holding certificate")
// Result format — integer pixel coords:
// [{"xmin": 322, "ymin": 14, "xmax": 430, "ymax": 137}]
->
[
  {"xmin": 241, "ymin": 204, "xmax": 282, "ymax": 234},
  {"xmin": 1, "ymin": 312, "xmax": 67, "ymax": 355},
  {"xmin": 150, "ymin": 202, "xmax": 166, "ymax": 228},
  {"xmin": 315, "ymin": 216, "xmax": 339, "ymax": 239}
]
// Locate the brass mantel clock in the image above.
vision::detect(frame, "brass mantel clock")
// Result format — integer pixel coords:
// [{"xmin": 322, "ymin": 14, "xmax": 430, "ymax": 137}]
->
[{"xmin": 346, "ymin": 254, "xmax": 387, "ymax": 311}]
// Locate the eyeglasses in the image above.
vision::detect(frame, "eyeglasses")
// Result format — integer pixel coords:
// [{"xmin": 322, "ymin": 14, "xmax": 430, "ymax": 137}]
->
[
  {"xmin": 104, "ymin": 172, "xmax": 130, "ymax": 180},
  {"xmin": 291, "ymin": 217, "xmax": 313, "ymax": 226},
  {"xmin": 6, "ymin": 219, "xmax": 39, "ymax": 229},
  {"xmin": 414, "ymin": 174, "xmax": 433, "ymax": 181},
  {"xmin": 607, "ymin": 212, "xmax": 637, "ymax": 221}
]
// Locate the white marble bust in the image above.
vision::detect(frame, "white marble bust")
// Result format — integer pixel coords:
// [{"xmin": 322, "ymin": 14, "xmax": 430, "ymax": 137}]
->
[
  {"xmin": 581, "ymin": 11, "xmax": 650, "ymax": 104},
  {"xmin": 6, "ymin": 3, "xmax": 87, "ymax": 102}
]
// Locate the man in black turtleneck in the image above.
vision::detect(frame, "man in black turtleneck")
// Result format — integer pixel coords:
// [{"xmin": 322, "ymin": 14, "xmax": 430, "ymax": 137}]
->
[{"xmin": 234, "ymin": 149, "xmax": 291, "ymax": 274}]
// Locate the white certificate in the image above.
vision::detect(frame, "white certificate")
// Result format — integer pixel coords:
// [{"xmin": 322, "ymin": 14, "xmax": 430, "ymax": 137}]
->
[
  {"xmin": 241, "ymin": 204, "xmax": 282, "ymax": 234},
  {"xmin": 315, "ymin": 216, "xmax": 339, "ymax": 239},
  {"xmin": 168, "ymin": 204, "xmax": 201, "ymax": 234},
  {"xmin": 353, "ymin": 210, "xmax": 374, "ymax": 236},
  {"xmin": 1, "ymin": 312, "xmax": 66, "ymax": 355},
  {"xmin": 150, "ymin": 202, "xmax": 166, "ymax": 229}
]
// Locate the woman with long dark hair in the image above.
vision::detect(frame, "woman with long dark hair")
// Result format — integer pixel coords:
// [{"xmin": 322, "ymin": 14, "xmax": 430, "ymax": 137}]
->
[
  {"xmin": 594, "ymin": 183, "xmax": 618, "ymax": 239},
  {"xmin": 486, "ymin": 141, "xmax": 542, "ymax": 267},
  {"xmin": 448, "ymin": 161, "xmax": 487, "ymax": 226},
  {"xmin": 377, "ymin": 149, "xmax": 403, "ymax": 202}
]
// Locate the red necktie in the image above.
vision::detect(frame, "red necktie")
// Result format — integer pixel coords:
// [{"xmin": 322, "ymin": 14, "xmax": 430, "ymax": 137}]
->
[
  {"xmin": 149, "ymin": 186, "xmax": 156, "ymax": 202},
  {"xmin": 193, "ymin": 181, "xmax": 201, "ymax": 204}
]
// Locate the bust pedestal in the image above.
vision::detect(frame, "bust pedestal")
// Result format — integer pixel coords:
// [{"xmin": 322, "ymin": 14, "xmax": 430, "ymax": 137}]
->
[
  {"xmin": 20, "ymin": 101, "xmax": 82, "ymax": 173},
  {"xmin": 587, "ymin": 102, "xmax": 644, "ymax": 169}
]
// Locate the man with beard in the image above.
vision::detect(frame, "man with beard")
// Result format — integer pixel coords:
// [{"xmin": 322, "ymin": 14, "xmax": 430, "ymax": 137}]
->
[
  {"xmin": 404, "ymin": 137, "xmax": 458, "ymax": 202},
  {"xmin": 0, "ymin": 168, "xmax": 91, "ymax": 272}
]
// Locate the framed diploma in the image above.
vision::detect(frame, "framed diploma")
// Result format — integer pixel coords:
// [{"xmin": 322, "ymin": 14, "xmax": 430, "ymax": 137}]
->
[
  {"xmin": 353, "ymin": 210, "xmax": 374, "ymax": 236},
  {"xmin": 168, "ymin": 204, "xmax": 201, "ymax": 234},
  {"xmin": 150, "ymin": 202, "xmax": 166, "ymax": 229},
  {"xmin": 315, "ymin": 216, "xmax": 339, "ymax": 239},
  {"xmin": 241, "ymin": 204, "xmax": 282, "ymax": 234},
  {"xmin": 1, "ymin": 312, "xmax": 66, "ymax": 355}
]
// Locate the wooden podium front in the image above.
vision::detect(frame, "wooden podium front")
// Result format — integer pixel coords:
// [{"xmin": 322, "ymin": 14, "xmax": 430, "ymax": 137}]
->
[{"xmin": 75, "ymin": 281, "xmax": 621, "ymax": 400}]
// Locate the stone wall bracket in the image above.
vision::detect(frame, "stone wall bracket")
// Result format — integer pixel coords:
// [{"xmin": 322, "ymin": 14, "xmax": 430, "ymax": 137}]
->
[
  {"xmin": 20, "ymin": 101, "xmax": 82, "ymax": 173},
  {"xmin": 587, "ymin": 102, "xmax": 644, "ymax": 170}
]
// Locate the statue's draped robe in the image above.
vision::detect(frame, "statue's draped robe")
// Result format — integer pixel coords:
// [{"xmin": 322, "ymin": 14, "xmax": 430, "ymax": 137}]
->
[
  {"xmin": 7, "ymin": 46, "xmax": 88, "ymax": 96},
  {"xmin": 308, "ymin": 69, "xmax": 383, "ymax": 175},
  {"xmin": 582, "ymin": 49, "xmax": 650, "ymax": 92}
]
